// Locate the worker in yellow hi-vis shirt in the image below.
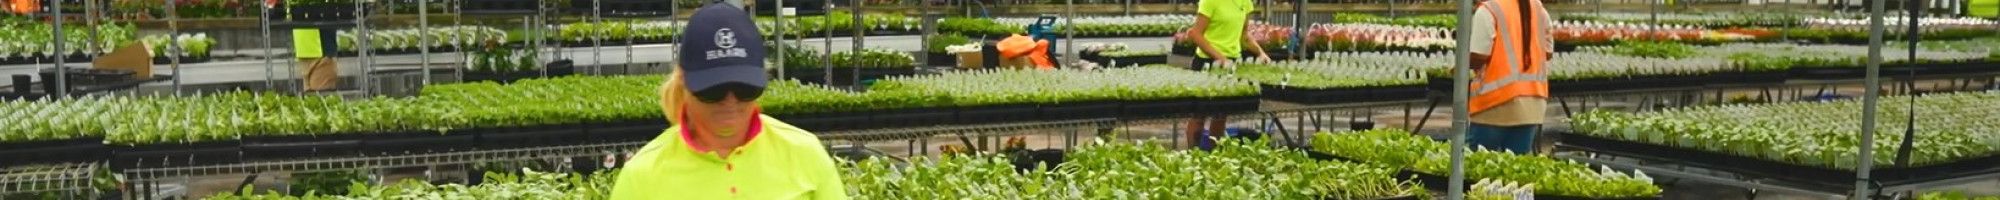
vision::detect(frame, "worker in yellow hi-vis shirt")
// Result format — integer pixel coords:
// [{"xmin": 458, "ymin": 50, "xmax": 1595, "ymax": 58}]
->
[
  {"xmin": 294, "ymin": 28, "xmax": 338, "ymax": 91},
  {"xmin": 609, "ymin": 4, "xmax": 847, "ymax": 200}
]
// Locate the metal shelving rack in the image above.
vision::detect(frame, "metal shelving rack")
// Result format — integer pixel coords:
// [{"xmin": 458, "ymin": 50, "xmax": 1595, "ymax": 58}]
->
[{"xmin": 0, "ymin": 163, "xmax": 102, "ymax": 198}]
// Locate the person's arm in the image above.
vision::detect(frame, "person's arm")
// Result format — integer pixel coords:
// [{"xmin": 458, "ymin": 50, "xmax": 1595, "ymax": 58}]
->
[
  {"xmin": 1468, "ymin": 4, "xmax": 1495, "ymax": 71},
  {"xmin": 1191, "ymin": 15, "xmax": 1229, "ymax": 65},
  {"xmin": 1243, "ymin": 22, "xmax": 1270, "ymax": 62}
]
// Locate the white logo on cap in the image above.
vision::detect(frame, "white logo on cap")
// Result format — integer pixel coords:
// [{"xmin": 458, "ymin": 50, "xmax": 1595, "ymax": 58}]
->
[
  {"xmin": 704, "ymin": 28, "xmax": 750, "ymax": 60},
  {"xmin": 715, "ymin": 28, "xmax": 737, "ymax": 48}
]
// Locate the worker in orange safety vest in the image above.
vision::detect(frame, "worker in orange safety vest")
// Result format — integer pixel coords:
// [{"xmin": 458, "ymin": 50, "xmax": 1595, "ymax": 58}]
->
[{"xmin": 1465, "ymin": 0, "xmax": 1552, "ymax": 155}]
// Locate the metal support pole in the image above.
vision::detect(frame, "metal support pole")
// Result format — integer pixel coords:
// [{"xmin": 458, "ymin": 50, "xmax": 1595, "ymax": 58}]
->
[
  {"xmin": 1293, "ymin": 0, "xmax": 1305, "ymax": 57},
  {"xmin": 1448, "ymin": 0, "xmax": 1476, "ymax": 198},
  {"xmin": 777, "ymin": 2, "xmax": 788, "ymax": 78},
  {"xmin": 263, "ymin": 4, "xmax": 276, "ymax": 88},
  {"xmin": 421, "ymin": 0, "xmax": 432, "ymax": 84},
  {"xmin": 1066, "ymin": 0, "xmax": 1076, "ymax": 66},
  {"xmin": 85, "ymin": 0, "xmax": 99, "ymax": 60},
  {"xmin": 1649, "ymin": 0, "xmax": 1660, "ymax": 38},
  {"xmin": 168, "ymin": 0, "xmax": 184, "ymax": 95},
  {"xmin": 53, "ymin": 0, "xmax": 68, "ymax": 97},
  {"xmin": 592, "ymin": 0, "xmax": 602, "ymax": 74},
  {"xmin": 358, "ymin": 0, "xmax": 373, "ymax": 95},
  {"xmin": 851, "ymin": 0, "xmax": 863, "ymax": 86},
  {"xmin": 1853, "ymin": 0, "xmax": 1887, "ymax": 196},
  {"xmin": 824, "ymin": 0, "xmax": 834, "ymax": 84}
]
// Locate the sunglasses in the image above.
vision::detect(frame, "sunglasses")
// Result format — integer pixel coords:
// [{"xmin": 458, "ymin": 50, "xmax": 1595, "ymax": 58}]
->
[{"xmin": 693, "ymin": 82, "xmax": 765, "ymax": 103}]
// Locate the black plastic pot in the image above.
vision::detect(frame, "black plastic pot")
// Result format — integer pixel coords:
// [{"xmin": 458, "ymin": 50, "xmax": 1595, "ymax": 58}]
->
[
  {"xmin": 1119, "ymin": 99, "xmax": 1196, "ymax": 119},
  {"xmin": 462, "ymin": 0, "xmax": 539, "ymax": 14},
  {"xmin": 112, "ymin": 141, "xmax": 242, "ymax": 169},
  {"xmin": 479, "ymin": 124, "xmax": 589, "ymax": 148},
  {"xmin": 957, "ymin": 104, "xmax": 1040, "ymax": 123},
  {"xmin": 1038, "ymin": 101, "xmax": 1121, "ymax": 120},
  {"xmin": 241, "ymin": 134, "xmax": 363, "ymax": 160},
  {"xmin": 867, "ymin": 108, "xmax": 956, "ymax": 129},
  {"xmin": 925, "ymin": 52, "xmax": 957, "ymax": 67},
  {"xmin": 281, "ymin": 5, "xmax": 360, "ymax": 22},
  {"xmin": 0, "ymin": 137, "xmax": 107, "ymax": 167},
  {"xmin": 587, "ymin": 119, "xmax": 669, "ymax": 143},
  {"xmin": 360, "ymin": 131, "xmax": 477, "ymax": 155},
  {"xmin": 1196, "ymin": 96, "xmax": 1261, "ymax": 114},
  {"xmin": 774, "ymin": 112, "xmax": 867, "ymax": 131}
]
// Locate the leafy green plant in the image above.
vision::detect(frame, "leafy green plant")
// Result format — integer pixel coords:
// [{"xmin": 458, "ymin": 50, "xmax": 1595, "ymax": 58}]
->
[
  {"xmin": 1601, "ymin": 41, "xmax": 1697, "ymax": 59},
  {"xmin": 205, "ymin": 169, "xmax": 619, "ymax": 200},
  {"xmin": 845, "ymin": 138, "xmax": 1425, "ymax": 199},
  {"xmin": 1568, "ymin": 91, "xmax": 2000, "ymax": 170},
  {"xmin": 924, "ymin": 33, "xmax": 972, "ymax": 53},
  {"xmin": 287, "ymin": 171, "xmax": 369, "ymax": 196},
  {"xmin": 871, "ymin": 67, "xmax": 1259, "ymax": 106},
  {"xmin": 1311, "ymin": 129, "xmax": 1664, "ymax": 198},
  {"xmin": 1918, "ymin": 190, "xmax": 2000, "ymax": 200}
]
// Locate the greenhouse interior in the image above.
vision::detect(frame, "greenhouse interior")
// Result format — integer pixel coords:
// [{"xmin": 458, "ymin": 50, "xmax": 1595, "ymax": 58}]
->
[{"xmin": 2, "ymin": 0, "xmax": 2000, "ymax": 199}]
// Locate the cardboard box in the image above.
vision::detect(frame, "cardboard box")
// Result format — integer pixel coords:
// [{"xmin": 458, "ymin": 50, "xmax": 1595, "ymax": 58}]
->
[
  {"xmin": 956, "ymin": 52, "xmax": 983, "ymax": 69},
  {"xmin": 303, "ymin": 58, "xmax": 339, "ymax": 91}
]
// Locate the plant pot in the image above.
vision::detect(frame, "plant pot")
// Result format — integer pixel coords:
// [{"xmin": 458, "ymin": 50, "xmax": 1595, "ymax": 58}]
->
[
  {"xmin": 1195, "ymin": 96, "xmax": 1260, "ymax": 114},
  {"xmin": 360, "ymin": 131, "xmax": 476, "ymax": 155},
  {"xmin": 112, "ymin": 141, "xmax": 242, "ymax": 169},
  {"xmin": 957, "ymin": 104, "xmax": 1040, "ymax": 123},
  {"xmin": 1120, "ymin": 98, "xmax": 1197, "ymax": 119},
  {"xmin": 462, "ymin": 0, "xmax": 539, "ymax": 14},
  {"xmin": 785, "ymin": 111, "xmax": 870, "ymax": 131},
  {"xmin": 479, "ymin": 124, "xmax": 589, "ymax": 148},
  {"xmin": 587, "ymin": 119, "xmax": 670, "ymax": 143},
  {"xmin": 866, "ymin": 108, "xmax": 956, "ymax": 129},
  {"xmin": 240, "ymin": 134, "xmax": 363, "ymax": 160},
  {"xmin": 1037, "ymin": 101, "xmax": 1121, "ymax": 120},
  {"xmin": 0, "ymin": 137, "xmax": 107, "ymax": 167},
  {"xmin": 283, "ymin": 5, "xmax": 359, "ymax": 22},
  {"xmin": 925, "ymin": 52, "xmax": 957, "ymax": 67}
]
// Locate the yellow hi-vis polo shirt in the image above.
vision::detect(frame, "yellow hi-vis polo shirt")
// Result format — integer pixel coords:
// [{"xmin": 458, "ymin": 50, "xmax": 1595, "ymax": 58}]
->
[{"xmin": 610, "ymin": 114, "xmax": 849, "ymax": 200}]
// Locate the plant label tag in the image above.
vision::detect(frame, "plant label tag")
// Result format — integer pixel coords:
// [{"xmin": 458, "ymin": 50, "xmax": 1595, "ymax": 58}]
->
[{"xmin": 782, "ymin": 8, "xmax": 797, "ymax": 16}]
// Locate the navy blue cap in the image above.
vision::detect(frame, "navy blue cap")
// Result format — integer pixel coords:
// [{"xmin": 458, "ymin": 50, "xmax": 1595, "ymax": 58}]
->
[{"xmin": 678, "ymin": 4, "xmax": 768, "ymax": 91}]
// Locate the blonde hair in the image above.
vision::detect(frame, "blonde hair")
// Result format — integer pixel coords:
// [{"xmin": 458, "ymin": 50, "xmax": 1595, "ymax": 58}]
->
[{"xmin": 660, "ymin": 67, "xmax": 691, "ymax": 125}]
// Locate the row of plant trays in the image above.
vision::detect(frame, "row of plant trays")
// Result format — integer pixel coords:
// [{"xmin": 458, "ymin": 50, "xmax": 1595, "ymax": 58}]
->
[
  {"xmin": 558, "ymin": 38, "xmax": 676, "ymax": 48},
  {"xmin": 1298, "ymin": 149, "xmax": 1662, "ymax": 200},
  {"xmin": 1555, "ymin": 131, "xmax": 2000, "ymax": 189},
  {"xmin": 1788, "ymin": 60, "xmax": 2000, "ymax": 80},
  {"xmin": 1078, "ymin": 52, "xmax": 1169, "ymax": 67},
  {"xmin": 1424, "ymin": 71, "xmax": 1790, "ymax": 95},
  {"xmin": 463, "ymin": 61, "xmax": 577, "ymax": 84},
  {"xmin": 1261, "ymin": 84, "xmax": 1428, "ymax": 104},
  {"xmin": 775, "ymin": 96, "xmax": 1261, "ymax": 131},
  {"xmin": 268, "ymin": 5, "xmax": 362, "ymax": 22},
  {"xmin": 74, "ymin": 119, "xmax": 668, "ymax": 169},
  {"xmin": 2, "ymin": 54, "xmax": 212, "ymax": 65},
  {"xmin": 778, "ymin": 68, "xmax": 915, "ymax": 86}
]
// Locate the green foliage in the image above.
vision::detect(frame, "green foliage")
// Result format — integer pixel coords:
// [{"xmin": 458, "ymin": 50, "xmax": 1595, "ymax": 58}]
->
[
  {"xmin": 938, "ymin": 17, "xmax": 1022, "ymax": 36},
  {"xmin": 871, "ymin": 67, "xmax": 1260, "ymax": 106},
  {"xmin": 924, "ymin": 34, "xmax": 973, "ymax": 53},
  {"xmin": 559, "ymin": 21, "xmax": 677, "ymax": 42},
  {"xmin": 1604, "ymin": 41, "xmax": 1697, "ymax": 59},
  {"xmin": 844, "ymin": 138, "xmax": 1424, "ymax": 199},
  {"xmin": 288, "ymin": 171, "xmax": 369, "ymax": 196},
  {"xmin": 0, "ymin": 22, "xmax": 137, "ymax": 58},
  {"xmin": 336, "ymin": 26, "xmax": 508, "ymax": 53},
  {"xmin": 1918, "ymin": 190, "xmax": 2000, "ymax": 200},
  {"xmin": 205, "ymin": 170, "xmax": 619, "ymax": 200},
  {"xmin": 1568, "ymin": 91, "xmax": 2000, "ymax": 170},
  {"xmin": 1311, "ymin": 129, "xmax": 1664, "ymax": 198}
]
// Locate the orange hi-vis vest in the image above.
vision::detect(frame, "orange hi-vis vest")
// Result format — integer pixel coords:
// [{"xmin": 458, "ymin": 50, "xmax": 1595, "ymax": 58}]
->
[{"xmin": 1468, "ymin": 0, "xmax": 1550, "ymax": 115}]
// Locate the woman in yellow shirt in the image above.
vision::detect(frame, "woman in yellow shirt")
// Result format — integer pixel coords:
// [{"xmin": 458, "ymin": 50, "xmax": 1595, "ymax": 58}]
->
[{"xmin": 1186, "ymin": 0, "xmax": 1270, "ymax": 148}]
